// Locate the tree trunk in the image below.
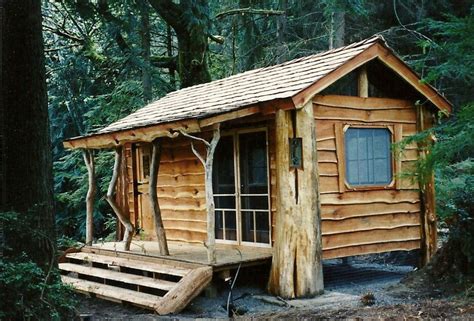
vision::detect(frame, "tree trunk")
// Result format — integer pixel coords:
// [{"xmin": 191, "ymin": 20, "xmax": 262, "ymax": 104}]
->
[
  {"xmin": 147, "ymin": 0, "xmax": 211, "ymax": 88},
  {"xmin": 166, "ymin": 24, "xmax": 176, "ymax": 90},
  {"xmin": 83, "ymin": 149, "xmax": 96, "ymax": 245},
  {"xmin": 268, "ymin": 102, "xmax": 324, "ymax": 298},
  {"xmin": 106, "ymin": 147, "xmax": 134, "ymax": 251},
  {"xmin": 139, "ymin": 0, "xmax": 152, "ymax": 103},
  {"xmin": 276, "ymin": 0, "xmax": 288, "ymax": 63},
  {"xmin": 149, "ymin": 139, "xmax": 169, "ymax": 255},
  {"xmin": 1, "ymin": 0, "xmax": 56, "ymax": 272}
]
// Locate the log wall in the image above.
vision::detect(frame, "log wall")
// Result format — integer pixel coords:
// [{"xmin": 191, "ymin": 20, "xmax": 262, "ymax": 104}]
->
[
  {"xmin": 314, "ymin": 95, "xmax": 422, "ymax": 259},
  {"xmin": 122, "ymin": 95, "xmax": 424, "ymax": 260}
]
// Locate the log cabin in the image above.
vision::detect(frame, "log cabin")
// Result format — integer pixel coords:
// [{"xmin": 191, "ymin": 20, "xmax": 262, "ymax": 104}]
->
[{"xmin": 61, "ymin": 35, "xmax": 451, "ymax": 313}]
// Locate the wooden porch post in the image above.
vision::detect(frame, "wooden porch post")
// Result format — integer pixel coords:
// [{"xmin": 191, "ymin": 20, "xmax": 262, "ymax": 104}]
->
[
  {"xmin": 268, "ymin": 100, "xmax": 324, "ymax": 298},
  {"xmin": 180, "ymin": 126, "xmax": 220, "ymax": 264},
  {"xmin": 149, "ymin": 138, "xmax": 169, "ymax": 255},
  {"xmin": 83, "ymin": 149, "xmax": 95, "ymax": 246},
  {"xmin": 106, "ymin": 147, "xmax": 134, "ymax": 251},
  {"xmin": 417, "ymin": 105, "xmax": 437, "ymax": 266}
]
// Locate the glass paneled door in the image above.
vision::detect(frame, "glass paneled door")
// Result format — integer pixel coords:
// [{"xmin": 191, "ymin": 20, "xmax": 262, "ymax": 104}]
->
[{"xmin": 213, "ymin": 130, "xmax": 271, "ymax": 246}]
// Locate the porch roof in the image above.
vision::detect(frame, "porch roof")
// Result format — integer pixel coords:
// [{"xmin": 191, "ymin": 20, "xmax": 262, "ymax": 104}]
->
[{"xmin": 64, "ymin": 35, "xmax": 452, "ymax": 149}]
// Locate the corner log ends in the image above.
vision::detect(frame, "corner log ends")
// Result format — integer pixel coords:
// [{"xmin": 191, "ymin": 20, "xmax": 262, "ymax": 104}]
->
[
  {"xmin": 149, "ymin": 138, "xmax": 170, "ymax": 256},
  {"xmin": 268, "ymin": 101, "xmax": 324, "ymax": 298},
  {"xmin": 106, "ymin": 147, "xmax": 134, "ymax": 251}
]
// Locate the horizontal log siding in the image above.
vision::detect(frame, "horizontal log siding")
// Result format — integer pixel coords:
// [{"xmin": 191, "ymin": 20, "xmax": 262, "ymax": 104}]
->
[
  {"xmin": 130, "ymin": 137, "xmax": 207, "ymax": 243},
  {"xmin": 314, "ymin": 95, "xmax": 421, "ymax": 259}
]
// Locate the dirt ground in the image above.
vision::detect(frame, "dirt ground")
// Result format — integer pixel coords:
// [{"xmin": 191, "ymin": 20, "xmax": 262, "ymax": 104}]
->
[{"xmin": 75, "ymin": 260, "xmax": 474, "ymax": 320}]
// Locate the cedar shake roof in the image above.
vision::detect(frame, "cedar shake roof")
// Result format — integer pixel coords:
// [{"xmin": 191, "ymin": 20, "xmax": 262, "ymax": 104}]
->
[
  {"xmin": 99, "ymin": 36, "xmax": 380, "ymax": 134},
  {"xmin": 64, "ymin": 35, "xmax": 451, "ymax": 149}
]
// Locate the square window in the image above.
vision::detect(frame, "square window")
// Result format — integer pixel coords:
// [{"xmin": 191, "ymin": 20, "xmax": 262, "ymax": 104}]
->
[{"xmin": 344, "ymin": 128, "xmax": 392, "ymax": 186}]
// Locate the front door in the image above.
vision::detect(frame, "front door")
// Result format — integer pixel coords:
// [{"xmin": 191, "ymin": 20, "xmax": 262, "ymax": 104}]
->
[{"xmin": 213, "ymin": 130, "xmax": 271, "ymax": 246}]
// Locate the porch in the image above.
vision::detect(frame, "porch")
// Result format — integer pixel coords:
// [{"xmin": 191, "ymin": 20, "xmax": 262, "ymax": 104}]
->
[
  {"xmin": 91, "ymin": 240, "xmax": 273, "ymax": 271},
  {"xmin": 59, "ymin": 241, "xmax": 272, "ymax": 314}
]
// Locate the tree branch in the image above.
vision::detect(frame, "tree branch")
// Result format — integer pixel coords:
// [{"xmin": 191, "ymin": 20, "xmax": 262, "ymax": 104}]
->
[
  {"xmin": 147, "ymin": 0, "xmax": 183, "ymax": 32},
  {"xmin": 150, "ymin": 55, "xmax": 177, "ymax": 69},
  {"xmin": 216, "ymin": 7, "xmax": 285, "ymax": 19}
]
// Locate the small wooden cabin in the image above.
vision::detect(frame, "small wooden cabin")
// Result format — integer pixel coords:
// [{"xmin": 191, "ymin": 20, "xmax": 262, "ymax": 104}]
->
[{"xmin": 62, "ymin": 36, "xmax": 451, "ymax": 311}]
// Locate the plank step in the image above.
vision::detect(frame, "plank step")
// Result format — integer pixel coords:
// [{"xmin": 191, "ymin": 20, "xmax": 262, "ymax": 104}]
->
[
  {"xmin": 59, "ymin": 263, "xmax": 176, "ymax": 291},
  {"xmin": 66, "ymin": 252, "xmax": 190, "ymax": 277},
  {"xmin": 61, "ymin": 275, "xmax": 160, "ymax": 309}
]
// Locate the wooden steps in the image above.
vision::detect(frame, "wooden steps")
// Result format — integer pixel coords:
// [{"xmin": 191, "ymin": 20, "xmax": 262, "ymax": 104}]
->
[{"xmin": 59, "ymin": 247, "xmax": 213, "ymax": 315}]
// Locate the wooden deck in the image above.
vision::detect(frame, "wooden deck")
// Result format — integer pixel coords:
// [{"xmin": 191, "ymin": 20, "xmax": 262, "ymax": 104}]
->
[{"xmin": 91, "ymin": 241, "xmax": 273, "ymax": 271}]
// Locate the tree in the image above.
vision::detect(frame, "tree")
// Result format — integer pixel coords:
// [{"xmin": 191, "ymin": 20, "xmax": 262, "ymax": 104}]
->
[
  {"xmin": 1, "ymin": 0, "xmax": 56, "ymax": 272},
  {"xmin": 148, "ymin": 0, "xmax": 212, "ymax": 88}
]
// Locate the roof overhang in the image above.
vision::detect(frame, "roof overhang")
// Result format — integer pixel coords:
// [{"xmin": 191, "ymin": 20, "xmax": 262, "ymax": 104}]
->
[
  {"xmin": 63, "ymin": 98, "xmax": 294, "ymax": 149},
  {"xmin": 64, "ymin": 40, "xmax": 452, "ymax": 150}
]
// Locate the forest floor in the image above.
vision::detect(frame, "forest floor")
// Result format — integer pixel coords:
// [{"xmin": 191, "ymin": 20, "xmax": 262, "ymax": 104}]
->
[{"xmin": 75, "ymin": 259, "xmax": 474, "ymax": 320}]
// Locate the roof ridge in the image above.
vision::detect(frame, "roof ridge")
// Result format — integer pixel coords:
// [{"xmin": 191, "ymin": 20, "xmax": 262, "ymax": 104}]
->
[{"xmin": 153, "ymin": 35, "xmax": 384, "ymax": 102}]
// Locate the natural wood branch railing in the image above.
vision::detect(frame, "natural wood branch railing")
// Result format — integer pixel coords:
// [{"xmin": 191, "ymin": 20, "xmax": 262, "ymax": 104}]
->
[
  {"xmin": 179, "ymin": 126, "xmax": 220, "ymax": 264},
  {"xmin": 106, "ymin": 147, "xmax": 134, "ymax": 251},
  {"xmin": 83, "ymin": 149, "xmax": 96, "ymax": 245},
  {"xmin": 149, "ymin": 138, "xmax": 169, "ymax": 255}
]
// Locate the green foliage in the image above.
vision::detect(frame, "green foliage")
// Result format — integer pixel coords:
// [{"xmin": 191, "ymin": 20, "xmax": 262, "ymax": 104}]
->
[
  {"xmin": 0, "ymin": 257, "xmax": 77, "ymax": 321},
  {"xmin": 0, "ymin": 212, "xmax": 77, "ymax": 320}
]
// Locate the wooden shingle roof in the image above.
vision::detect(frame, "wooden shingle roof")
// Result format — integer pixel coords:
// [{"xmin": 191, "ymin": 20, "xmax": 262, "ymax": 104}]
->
[{"xmin": 64, "ymin": 35, "xmax": 451, "ymax": 149}]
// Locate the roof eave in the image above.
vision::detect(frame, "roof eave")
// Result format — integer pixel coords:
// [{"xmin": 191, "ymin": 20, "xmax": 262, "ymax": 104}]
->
[{"xmin": 63, "ymin": 98, "xmax": 295, "ymax": 150}]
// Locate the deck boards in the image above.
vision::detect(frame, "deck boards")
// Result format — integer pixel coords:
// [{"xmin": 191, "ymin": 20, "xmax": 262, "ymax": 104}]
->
[
  {"xmin": 67, "ymin": 252, "xmax": 190, "ymax": 277},
  {"xmin": 60, "ymin": 247, "xmax": 214, "ymax": 314},
  {"xmin": 91, "ymin": 241, "xmax": 273, "ymax": 270},
  {"xmin": 59, "ymin": 263, "xmax": 177, "ymax": 291},
  {"xmin": 61, "ymin": 276, "xmax": 161, "ymax": 307}
]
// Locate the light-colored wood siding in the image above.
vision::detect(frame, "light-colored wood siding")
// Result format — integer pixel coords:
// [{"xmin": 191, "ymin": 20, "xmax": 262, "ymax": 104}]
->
[
  {"xmin": 130, "ymin": 137, "xmax": 207, "ymax": 243},
  {"xmin": 314, "ymin": 95, "xmax": 421, "ymax": 259}
]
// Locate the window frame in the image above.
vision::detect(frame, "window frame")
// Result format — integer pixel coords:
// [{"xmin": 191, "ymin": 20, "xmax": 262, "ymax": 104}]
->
[
  {"xmin": 339, "ymin": 123, "xmax": 397, "ymax": 191},
  {"xmin": 213, "ymin": 126, "xmax": 272, "ymax": 248}
]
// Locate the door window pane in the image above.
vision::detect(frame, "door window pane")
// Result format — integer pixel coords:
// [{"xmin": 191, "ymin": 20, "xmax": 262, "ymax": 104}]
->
[
  {"xmin": 345, "ymin": 128, "xmax": 392, "ymax": 186},
  {"xmin": 239, "ymin": 132, "xmax": 268, "ymax": 194},
  {"xmin": 241, "ymin": 211, "xmax": 254, "ymax": 242},
  {"xmin": 213, "ymin": 136, "xmax": 235, "ymax": 194}
]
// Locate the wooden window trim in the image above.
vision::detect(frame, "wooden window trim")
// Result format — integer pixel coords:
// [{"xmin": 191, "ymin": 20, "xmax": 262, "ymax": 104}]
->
[{"xmin": 335, "ymin": 122, "xmax": 398, "ymax": 192}]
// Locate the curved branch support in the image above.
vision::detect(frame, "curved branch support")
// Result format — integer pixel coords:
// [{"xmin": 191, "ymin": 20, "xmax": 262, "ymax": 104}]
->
[
  {"xmin": 150, "ymin": 138, "xmax": 170, "ymax": 255},
  {"xmin": 204, "ymin": 127, "xmax": 221, "ymax": 264},
  {"xmin": 106, "ymin": 147, "xmax": 134, "ymax": 251},
  {"xmin": 83, "ymin": 149, "xmax": 96, "ymax": 246},
  {"xmin": 179, "ymin": 126, "xmax": 220, "ymax": 264}
]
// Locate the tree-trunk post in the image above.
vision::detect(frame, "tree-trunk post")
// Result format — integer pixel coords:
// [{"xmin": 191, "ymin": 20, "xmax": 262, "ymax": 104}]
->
[
  {"xmin": 179, "ymin": 127, "xmax": 220, "ymax": 264},
  {"xmin": 149, "ymin": 138, "xmax": 169, "ymax": 255},
  {"xmin": 106, "ymin": 147, "xmax": 134, "ymax": 251},
  {"xmin": 417, "ymin": 106, "xmax": 437, "ymax": 266},
  {"xmin": 204, "ymin": 128, "xmax": 220, "ymax": 264},
  {"xmin": 268, "ymin": 101, "xmax": 324, "ymax": 298},
  {"xmin": 82, "ymin": 149, "xmax": 96, "ymax": 246}
]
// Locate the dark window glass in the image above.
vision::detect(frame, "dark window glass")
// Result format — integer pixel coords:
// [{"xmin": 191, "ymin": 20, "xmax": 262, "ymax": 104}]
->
[
  {"xmin": 239, "ymin": 132, "xmax": 268, "ymax": 194},
  {"xmin": 345, "ymin": 128, "xmax": 392, "ymax": 186},
  {"xmin": 212, "ymin": 136, "xmax": 235, "ymax": 194}
]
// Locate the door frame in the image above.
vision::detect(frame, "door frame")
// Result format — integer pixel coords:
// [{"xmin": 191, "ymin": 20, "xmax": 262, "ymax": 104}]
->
[{"xmin": 214, "ymin": 126, "xmax": 272, "ymax": 248}]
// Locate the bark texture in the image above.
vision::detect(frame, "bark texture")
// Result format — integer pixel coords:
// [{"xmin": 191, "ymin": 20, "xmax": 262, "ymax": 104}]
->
[
  {"xmin": 149, "ymin": 138, "xmax": 169, "ymax": 255},
  {"xmin": 147, "ymin": 0, "xmax": 211, "ymax": 88},
  {"xmin": 83, "ymin": 150, "xmax": 96, "ymax": 245},
  {"xmin": 268, "ymin": 102, "xmax": 324, "ymax": 298},
  {"xmin": 106, "ymin": 147, "xmax": 134, "ymax": 251},
  {"xmin": 1, "ymin": 0, "xmax": 56, "ymax": 271}
]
